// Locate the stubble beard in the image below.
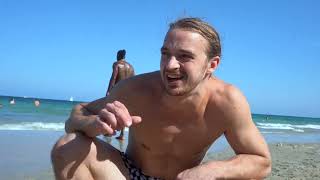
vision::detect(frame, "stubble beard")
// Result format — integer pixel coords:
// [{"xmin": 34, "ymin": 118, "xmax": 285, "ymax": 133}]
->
[
  {"xmin": 163, "ymin": 73, "xmax": 207, "ymax": 97},
  {"xmin": 161, "ymin": 63, "xmax": 209, "ymax": 97}
]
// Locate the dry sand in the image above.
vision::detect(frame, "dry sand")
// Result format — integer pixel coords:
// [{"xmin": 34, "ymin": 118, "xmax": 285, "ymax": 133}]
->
[
  {"xmin": 38, "ymin": 143, "xmax": 320, "ymax": 180},
  {"xmin": 2, "ymin": 131, "xmax": 319, "ymax": 180},
  {"xmin": 204, "ymin": 143, "xmax": 320, "ymax": 179}
]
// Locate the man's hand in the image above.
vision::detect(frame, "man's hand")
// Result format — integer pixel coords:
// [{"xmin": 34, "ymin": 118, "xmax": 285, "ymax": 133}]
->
[{"xmin": 90, "ymin": 100, "xmax": 141, "ymax": 136}]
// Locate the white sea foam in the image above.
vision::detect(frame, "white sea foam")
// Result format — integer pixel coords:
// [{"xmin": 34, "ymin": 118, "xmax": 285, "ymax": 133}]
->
[
  {"xmin": 0, "ymin": 122, "xmax": 64, "ymax": 131},
  {"xmin": 295, "ymin": 124, "xmax": 320, "ymax": 129},
  {"xmin": 257, "ymin": 122, "xmax": 320, "ymax": 132},
  {"xmin": 0, "ymin": 122, "xmax": 129, "ymax": 131},
  {"xmin": 260, "ymin": 131, "xmax": 285, "ymax": 134}
]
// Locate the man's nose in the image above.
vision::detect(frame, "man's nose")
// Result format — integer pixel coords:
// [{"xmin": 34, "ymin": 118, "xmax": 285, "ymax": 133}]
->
[{"xmin": 166, "ymin": 56, "xmax": 180, "ymax": 70}]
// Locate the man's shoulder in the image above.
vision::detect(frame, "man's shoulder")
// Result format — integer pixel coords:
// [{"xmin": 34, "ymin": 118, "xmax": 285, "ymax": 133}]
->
[
  {"xmin": 114, "ymin": 60, "xmax": 132, "ymax": 65},
  {"xmin": 110, "ymin": 71, "xmax": 161, "ymax": 105},
  {"xmin": 206, "ymin": 79, "xmax": 250, "ymax": 124},
  {"xmin": 208, "ymin": 78, "xmax": 246, "ymax": 109},
  {"xmin": 137, "ymin": 71, "xmax": 160, "ymax": 79},
  {"xmin": 114, "ymin": 71, "xmax": 161, "ymax": 90}
]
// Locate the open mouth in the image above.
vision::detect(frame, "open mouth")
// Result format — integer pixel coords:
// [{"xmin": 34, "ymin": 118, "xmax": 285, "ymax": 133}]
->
[{"xmin": 167, "ymin": 74, "xmax": 184, "ymax": 82}]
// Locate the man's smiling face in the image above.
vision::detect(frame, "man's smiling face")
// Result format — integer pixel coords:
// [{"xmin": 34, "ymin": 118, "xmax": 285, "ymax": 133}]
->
[{"xmin": 160, "ymin": 28, "xmax": 211, "ymax": 96}]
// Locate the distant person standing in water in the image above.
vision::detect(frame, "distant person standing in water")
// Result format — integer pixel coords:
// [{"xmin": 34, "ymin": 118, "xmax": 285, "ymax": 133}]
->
[
  {"xmin": 106, "ymin": 49, "xmax": 135, "ymax": 140},
  {"xmin": 34, "ymin": 99, "xmax": 40, "ymax": 107},
  {"xmin": 9, "ymin": 98, "xmax": 15, "ymax": 105}
]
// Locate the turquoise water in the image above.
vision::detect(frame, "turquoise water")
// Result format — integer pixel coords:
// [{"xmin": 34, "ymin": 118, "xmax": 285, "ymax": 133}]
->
[
  {"xmin": 0, "ymin": 96, "xmax": 77, "ymax": 130},
  {"xmin": 1, "ymin": 95, "xmax": 319, "ymax": 179},
  {"xmin": 0, "ymin": 95, "xmax": 320, "ymax": 134}
]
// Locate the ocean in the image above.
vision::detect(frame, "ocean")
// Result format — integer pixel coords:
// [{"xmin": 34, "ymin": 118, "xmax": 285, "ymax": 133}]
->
[
  {"xmin": 0, "ymin": 95, "xmax": 320, "ymax": 141},
  {"xmin": 0, "ymin": 95, "xmax": 320, "ymax": 179}
]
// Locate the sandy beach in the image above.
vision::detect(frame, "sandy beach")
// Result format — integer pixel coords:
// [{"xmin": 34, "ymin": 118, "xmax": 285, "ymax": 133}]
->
[
  {"xmin": 267, "ymin": 143, "xmax": 320, "ymax": 179},
  {"xmin": 1, "ymin": 130, "xmax": 319, "ymax": 179},
  {"xmin": 204, "ymin": 143, "xmax": 320, "ymax": 180}
]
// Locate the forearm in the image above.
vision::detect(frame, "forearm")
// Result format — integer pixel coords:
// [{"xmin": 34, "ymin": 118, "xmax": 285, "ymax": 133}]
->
[{"xmin": 202, "ymin": 154, "xmax": 271, "ymax": 179}]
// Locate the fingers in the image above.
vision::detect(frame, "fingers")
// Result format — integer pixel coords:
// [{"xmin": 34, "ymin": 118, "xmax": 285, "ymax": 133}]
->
[
  {"xmin": 99, "ymin": 109, "xmax": 117, "ymax": 129},
  {"xmin": 96, "ymin": 117, "xmax": 115, "ymax": 135},
  {"xmin": 114, "ymin": 101, "xmax": 142, "ymax": 125},
  {"xmin": 132, "ymin": 116, "xmax": 142, "ymax": 124},
  {"xmin": 97, "ymin": 101, "xmax": 142, "ymax": 136},
  {"xmin": 105, "ymin": 101, "xmax": 132, "ymax": 127}
]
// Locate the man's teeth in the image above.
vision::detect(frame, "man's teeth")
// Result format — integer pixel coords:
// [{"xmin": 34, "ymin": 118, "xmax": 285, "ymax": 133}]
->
[{"xmin": 167, "ymin": 74, "xmax": 181, "ymax": 78}]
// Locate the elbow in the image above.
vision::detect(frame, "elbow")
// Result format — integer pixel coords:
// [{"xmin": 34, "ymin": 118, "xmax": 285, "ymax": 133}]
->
[
  {"xmin": 265, "ymin": 158, "xmax": 272, "ymax": 177},
  {"xmin": 260, "ymin": 156, "xmax": 272, "ymax": 179},
  {"xmin": 64, "ymin": 103, "xmax": 82, "ymax": 133}
]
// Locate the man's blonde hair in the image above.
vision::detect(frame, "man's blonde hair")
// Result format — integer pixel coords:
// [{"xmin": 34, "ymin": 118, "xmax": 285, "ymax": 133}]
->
[{"xmin": 169, "ymin": 17, "xmax": 221, "ymax": 59}]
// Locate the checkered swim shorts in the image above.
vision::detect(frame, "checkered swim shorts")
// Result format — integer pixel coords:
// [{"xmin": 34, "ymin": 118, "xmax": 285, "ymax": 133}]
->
[{"xmin": 119, "ymin": 151, "xmax": 162, "ymax": 180}]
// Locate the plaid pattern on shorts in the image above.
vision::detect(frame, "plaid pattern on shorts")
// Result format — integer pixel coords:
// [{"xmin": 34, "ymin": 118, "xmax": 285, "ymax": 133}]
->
[{"xmin": 119, "ymin": 151, "xmax": 162, "ymax": 180}]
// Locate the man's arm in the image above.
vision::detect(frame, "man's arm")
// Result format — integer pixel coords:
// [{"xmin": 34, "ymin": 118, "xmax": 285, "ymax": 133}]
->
[
  {"xmin": 65, "ymin": 98, "xmax": 113, "ymax": 137},
  {"xmin": 220, "ymin": 87, "xmax": 271, "ymax": 179},
  {"xmin": 106, "ymin": 63, "xmax": 119, "ymax": 96},
  {"xmin": 66, "ymin": 81, "xmax": 142, "ymax": 138},
  {"xmin": 210, "ymin": 86, "xmax": 271, "ymax": 179},
  {"xmin": 177, "ymin": 86, "xmax": 271, "ymax": 179}
]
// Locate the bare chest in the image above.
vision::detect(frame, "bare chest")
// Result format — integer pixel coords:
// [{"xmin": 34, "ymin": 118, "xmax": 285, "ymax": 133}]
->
[{"xmin": 131, "ymin": 107, "xmax": 224, "ymax": 157}]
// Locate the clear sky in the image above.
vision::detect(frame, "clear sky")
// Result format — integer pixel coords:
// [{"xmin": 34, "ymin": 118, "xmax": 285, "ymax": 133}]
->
[{"xmin": 1, "ymin": 0, "xmax": 319, "ymax": 118}]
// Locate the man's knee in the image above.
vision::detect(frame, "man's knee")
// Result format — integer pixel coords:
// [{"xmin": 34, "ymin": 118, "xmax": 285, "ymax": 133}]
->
[
  {"xmin": 51, "ymin": 132, "xmax": 94, "ymax": 172},
  {"xmin": 51, "ymin": 133, "xmax": 92, "ymax": 164},
  {"xmin": 51, "ymin": 133, "xmax": 128, "ymax": 179},
  {"xmin": 51, "ymin": 133, "xmax": 95, "ymax": 179}
]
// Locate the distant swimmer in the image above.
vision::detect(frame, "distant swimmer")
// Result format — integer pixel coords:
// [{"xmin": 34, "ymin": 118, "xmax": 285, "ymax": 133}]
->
[
  {"xmin": 0, "ymin": 103, "xmax": 3, "ymax": 108},
  {"xmin": 9, "ymin": 98, "xmax": 15, "ymax": 105},
  {"xmin": 34, "ymin": 99, "xmax": 40, "ymax": 107},
  {"xmin": 106, "ymin": 49, "xmax": 135, "ymax": 141}
]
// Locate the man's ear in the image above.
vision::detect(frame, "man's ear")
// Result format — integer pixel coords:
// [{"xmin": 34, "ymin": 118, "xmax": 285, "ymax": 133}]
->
[{"xmin": 207, "ymin": 56, "xmax": 220, "ymax": 74}]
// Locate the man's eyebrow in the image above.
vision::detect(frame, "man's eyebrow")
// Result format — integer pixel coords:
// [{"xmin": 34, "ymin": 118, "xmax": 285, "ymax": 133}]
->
[
  {"xmin": 178, "ymin": 49, "xmax": 194, "ymax": 56},
  {"xmin": 160, "ymin": 47, "xmax": 194, "ymax": 56}
]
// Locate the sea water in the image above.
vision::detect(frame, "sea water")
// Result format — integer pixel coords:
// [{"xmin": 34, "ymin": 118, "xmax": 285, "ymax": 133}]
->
[
  {"xmin": 1, "ymin": 95, "xmax": 319, "ymax": 179},
  {"xmin": 0, "ymin": 96, "xmax": 74, "ymax": 131},
  {"xmin": 0, "ymin": 95, "xmax": 319, "ymax": 142}
]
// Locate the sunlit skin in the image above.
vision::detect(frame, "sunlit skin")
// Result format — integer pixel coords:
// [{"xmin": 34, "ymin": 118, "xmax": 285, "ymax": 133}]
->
[
  {"xmin": 52, "ymin": 28, "xmax": 271, "ymax": 180},
  {"xmin": 160, "ymin": 29, "xmax": 212, "ymax": 97}
]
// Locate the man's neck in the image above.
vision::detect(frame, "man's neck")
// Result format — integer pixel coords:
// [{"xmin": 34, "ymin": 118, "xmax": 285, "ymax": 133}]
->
[{"xmin": 160, "ymin": 80, "xmax": 209, "ymax": 111}]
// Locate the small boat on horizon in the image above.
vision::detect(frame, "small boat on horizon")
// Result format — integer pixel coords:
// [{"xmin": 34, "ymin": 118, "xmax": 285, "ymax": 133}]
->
[{"xmin": 69, "ymin": 96, "xmax": 74, "ymax": 102}]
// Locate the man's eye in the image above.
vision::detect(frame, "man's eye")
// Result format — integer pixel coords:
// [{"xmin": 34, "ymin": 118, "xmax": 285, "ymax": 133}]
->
[{"xmin": 180, "ymin": 54, "xmax": 192, "ymax": 60}]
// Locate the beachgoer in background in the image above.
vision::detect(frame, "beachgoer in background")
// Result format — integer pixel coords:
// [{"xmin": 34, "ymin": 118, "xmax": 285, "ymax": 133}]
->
[
  {"xmin": 52, "ymin": 17, "xmax": 271, "ymax": 180},
  {"xmin": 9, "ymin": 98, "xmax": 15, "ymax": 105},
  {"xmin": 34, "ymin": 99, "xmax": 40, "ymax": 107},
  {"xmin": 0, "ymin": 103, "xmax": 2, "ymax": 108},
  {"xmin": 106, "ymin": 49, "xmax": 135, "ymax": 140}
]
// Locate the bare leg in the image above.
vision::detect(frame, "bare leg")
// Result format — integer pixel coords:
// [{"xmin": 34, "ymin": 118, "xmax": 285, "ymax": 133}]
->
[
  {"xmin": 51, "ymin": 132, "xmax": 129, "ymax": 180},
  {"xmin": 116, "ymin": 129, "xmax": 125, "ymax": 140}
]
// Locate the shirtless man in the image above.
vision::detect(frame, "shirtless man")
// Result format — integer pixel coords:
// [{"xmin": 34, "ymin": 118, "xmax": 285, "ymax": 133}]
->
[
  {"xmin": 51, "ymin": 17, "xmax": 271, "ymax": 180},
  {"xmin": 106, "ymin": 49, "xmax": 135, "ymax": 140}
]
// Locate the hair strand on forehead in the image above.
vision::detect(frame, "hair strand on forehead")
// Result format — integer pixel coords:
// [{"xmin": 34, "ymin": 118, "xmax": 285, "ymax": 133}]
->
[{"xmin": 169, "ymin": 17, "xmax": 221, "ymax": 60}]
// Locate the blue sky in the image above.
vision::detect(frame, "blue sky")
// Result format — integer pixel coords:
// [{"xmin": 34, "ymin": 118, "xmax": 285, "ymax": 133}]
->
[{"xmin": 1, "ymin": 0, "xmax": 319, "ymax": 117}]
